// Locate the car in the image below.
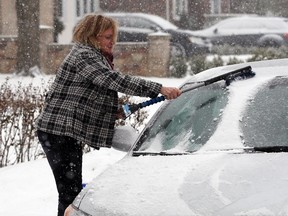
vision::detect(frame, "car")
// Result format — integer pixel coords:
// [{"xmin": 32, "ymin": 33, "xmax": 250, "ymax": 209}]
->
[
  {"xmin": 103, "ymin": 12, "xmax": 211, "ymax": 57},
  {"xmin": 67, "ymin": 58, "xmax": 288, "ymax": 216},
  {"xmin": 116, "ymin": 26, "xmax": 155, "ymax": 43},
  {"xmin": 191, "ymin": 16, "xmax": 288, "ymax": 47}
]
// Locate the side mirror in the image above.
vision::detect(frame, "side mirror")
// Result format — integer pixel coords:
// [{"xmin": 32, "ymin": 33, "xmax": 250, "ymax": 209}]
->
[
  {"xmin": 213, "ymin": 28, "xmax": 218, "ymax": 34},
  {"xmin": 112, "ymin": 125, "xmax": 138, "ymax": 152}
]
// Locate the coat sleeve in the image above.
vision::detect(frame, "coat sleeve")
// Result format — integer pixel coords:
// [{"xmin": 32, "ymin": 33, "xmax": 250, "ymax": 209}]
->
[{"xmin": 75, "ymin": 50, "xmax": 162, "ymax": 98}]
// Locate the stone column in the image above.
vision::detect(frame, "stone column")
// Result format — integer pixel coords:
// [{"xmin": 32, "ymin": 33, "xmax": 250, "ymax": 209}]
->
[
  {"xmin": 147, "ymin": 32, "xmax": 171, "ymax": 77},
  {"xmin": 39, "ymin": 26, "xmax": 53, "ymax": 74}
]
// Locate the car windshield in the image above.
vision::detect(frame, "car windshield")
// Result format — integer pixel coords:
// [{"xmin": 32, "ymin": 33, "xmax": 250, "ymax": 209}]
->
[
  {"xmin": 135, "ymin": 82, "xmax": 228, "ymax": 152},
  {"xmin": 142, "ymin": 14, "xmax": 178, "ymax": 30},
  {"xmin": 109, "ymin": 14, "xmax": 178, "ymax": 31},
  {"xmin": 241, "ymin": 76, "xmax": 288, "ymax": 148}
]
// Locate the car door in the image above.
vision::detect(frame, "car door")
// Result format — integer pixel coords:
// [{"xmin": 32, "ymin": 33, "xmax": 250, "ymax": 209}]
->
[{"xmin": 211, "ymin": 18, "xmax": 262, "ymax": 46}]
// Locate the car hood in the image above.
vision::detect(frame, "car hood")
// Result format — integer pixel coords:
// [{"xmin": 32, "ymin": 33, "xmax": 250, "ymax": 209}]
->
[{"xmin": 73, "ymin": 151, "xmax": 288, "ymax": 216}]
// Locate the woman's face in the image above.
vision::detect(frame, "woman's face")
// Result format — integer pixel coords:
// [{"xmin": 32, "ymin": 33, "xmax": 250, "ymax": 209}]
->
[{"xmin": 97, "ymin": 28, "xmax": 115, "ymax": 54}]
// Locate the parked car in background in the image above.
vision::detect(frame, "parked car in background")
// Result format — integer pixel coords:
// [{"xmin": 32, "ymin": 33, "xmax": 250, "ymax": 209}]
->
[
  {"xmin": 104, "ymin": 12, "xmax": 211, "ymax": 57},
  {"xmin": 67, "ymin": 58, "xmax": 288, "ymax": 216},
  {"xmin": 191, "ymin": 16, "xmax": 288, "ymax": 47}
]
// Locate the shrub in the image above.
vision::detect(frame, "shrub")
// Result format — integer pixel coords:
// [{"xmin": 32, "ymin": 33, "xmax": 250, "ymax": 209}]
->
[
  {"xmin": 226, "ymin": 56, "xmax": 245, "ymax": 65},
  {"xmin": 0, "ymin": 78, "xmax": 148, "ymax": 167},
  {"xmin": 188, "ymin": 46, "xmax": 288, "ymax": 75},
  {"xmin": 189, "ymin": 55, "xmax": 224, "ymax": 75},
  {"xmin": 211, "ymin": 45, "xmax": 253, "ymax": 55},
  {"xmin": 247, "ymin": 46, "xmax": 288, "ymax": 62},
  {"xmin": 0, "ymin": 78, "xmax": 47, "ymax": 167},
  {"xmin": 206, "ymin": 55, "xmax": 224, "ymax": 68},
  {"xmin": 189, "ymin": 54, "xmax": 208, "ymax": 75},
  {"xmin": 169, "ymin": 57, "xmax": 188, "ymax": 78}
]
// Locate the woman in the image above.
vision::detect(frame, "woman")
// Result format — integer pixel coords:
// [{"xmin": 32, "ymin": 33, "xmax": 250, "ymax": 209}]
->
[{"xmin": 36, "ymin": 14, "xmax": 181, "ymax": 216}]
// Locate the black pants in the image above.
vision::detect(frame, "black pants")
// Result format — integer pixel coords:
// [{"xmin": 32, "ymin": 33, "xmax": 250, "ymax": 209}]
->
[{"xmin": 37, "ymin": 130, "xmax": 83, "ymax": 216}]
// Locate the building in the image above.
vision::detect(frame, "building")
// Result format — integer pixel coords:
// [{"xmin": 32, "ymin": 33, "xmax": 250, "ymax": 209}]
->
[
  {"xmin": 56, "ymin": 0, "xmax": 100, "ymax": 43},
  {"xmin": 0, "ymin": 0, "xmax": 231, "ymax": 43},
  {"xmin": 0, "ymin": 0, "xmax": 54, "ymax": 35}
]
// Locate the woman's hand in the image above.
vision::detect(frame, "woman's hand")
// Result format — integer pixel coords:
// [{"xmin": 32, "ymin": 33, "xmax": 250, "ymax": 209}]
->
[
  {"xmin": 160, "ymin": 87, "xmax": 182, "ymax": 100},
  {"xmin": 64, "ymin": 205, "xmax": 73, "ymax": 216}
]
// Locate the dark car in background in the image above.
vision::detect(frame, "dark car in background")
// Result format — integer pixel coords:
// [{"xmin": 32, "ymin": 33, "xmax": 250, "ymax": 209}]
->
[
  {"xmin": 191, "ymin": 16, "xmax": 288, "ymax": 47},
  {"xmin": 104, "ymin": 12, "xmax": 211, "ymax": 57}
]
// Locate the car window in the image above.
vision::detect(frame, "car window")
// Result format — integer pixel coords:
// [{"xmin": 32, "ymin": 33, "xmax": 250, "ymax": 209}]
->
[
  {"xmin": 135, "ymin": 82, "xmax": 228, "ymax": 152},
  {"xmin": 241, "ymin": 76, "xmax": 288, "ymax": 148},
  {"xmin": 113, "ymin": 16, "xmax": 160, "ymax": 31},
  {"xmin": 216, "ymin": 19, "xmax": 240, "ymax": 30},
  {"xmin": 113, "ymin": 17, "xmax": 132, "ymax": 27},
  {"xmin": 219, "ymin": 19, "xmax": 264, "ymax": 30},
  {"xmin": 263, "ymin": 19, "xmax": 288, "ymax": 29},
  {"xmin": 240, "ymin": 20, "xmax": 265, "ymax": 29},
  {"xmin": 130, "ymin": 17, "xmax": 160, "ymax": 30}
]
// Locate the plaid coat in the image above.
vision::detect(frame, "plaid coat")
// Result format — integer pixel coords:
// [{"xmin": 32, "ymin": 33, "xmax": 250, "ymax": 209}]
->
[{"xmin": 36, "ymin": 43, "xmax": 162, "ymax": 149}]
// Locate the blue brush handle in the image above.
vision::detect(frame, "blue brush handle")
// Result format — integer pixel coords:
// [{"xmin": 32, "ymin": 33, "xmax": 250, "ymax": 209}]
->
[
  {"xmin": 122, "ymin": 95, "xmax": 166, "ymax": 118},
  {"xmin": 139, "ymin": 95, "xmax": 165, "ymax": 108}
]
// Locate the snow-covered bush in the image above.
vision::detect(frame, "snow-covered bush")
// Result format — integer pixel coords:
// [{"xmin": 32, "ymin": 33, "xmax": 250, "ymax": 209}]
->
[
  {"xmin": 188, "ymin": 46, "xmax": 288, "ymax": 75},
  {"xmin": 247, "ymin": 46, "xmax": 288, "ymax": 62},
  {"xmin": 0, "ymin": 79, "xmax": 147, "ymax": 167},
  {"xmin": 169, "ymin": 57, "xmax": 188, "ymax": 78},
  {"xmin": 0, "ymin": 79, "xmax": 46, "ymax": 167}
]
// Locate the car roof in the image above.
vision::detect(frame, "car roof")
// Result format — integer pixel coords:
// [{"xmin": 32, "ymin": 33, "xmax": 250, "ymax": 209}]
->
[{"xmin": 215, "ymin": 15, "xmax": 288, "ymax": 27}]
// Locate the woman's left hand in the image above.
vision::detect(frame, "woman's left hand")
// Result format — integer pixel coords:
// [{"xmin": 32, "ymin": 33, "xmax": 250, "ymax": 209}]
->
[{"xmin": 160, "ymin": 86, "xmax": 182, "ymax": 100}]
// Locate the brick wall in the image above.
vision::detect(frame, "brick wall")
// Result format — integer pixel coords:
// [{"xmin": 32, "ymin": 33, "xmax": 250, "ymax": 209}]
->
[
  {"xmin": 0, "ymin": 36, "xmax": 17, "ymax": 73},
  {"xmin": 114, "ymin": 42, "xmax": 149, "ymax": 76},
  {"xmin": 0, "ymin": 33, "xmax": 171, "ymax": 77}
]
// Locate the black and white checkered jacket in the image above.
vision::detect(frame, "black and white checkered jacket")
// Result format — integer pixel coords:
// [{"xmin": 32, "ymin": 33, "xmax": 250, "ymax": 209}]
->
[{"xmin": 36, "ymin": 43, "xmax": 162, "ymax": 149}]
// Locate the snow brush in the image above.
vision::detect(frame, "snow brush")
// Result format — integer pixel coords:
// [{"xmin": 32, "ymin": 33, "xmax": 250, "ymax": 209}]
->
[{"xmin": 121, "ymin": 65, "xmax": 255, "ymax": 119}]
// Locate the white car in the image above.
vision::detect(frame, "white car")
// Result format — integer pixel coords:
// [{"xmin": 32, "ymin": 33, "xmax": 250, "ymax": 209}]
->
[
  {"xmin": 191, "ymin": 16, "xmax": 288, "ymax": 47},
  {"xmin": 68, "ymin": 58, "xmax": 288, "ymax": 216}
]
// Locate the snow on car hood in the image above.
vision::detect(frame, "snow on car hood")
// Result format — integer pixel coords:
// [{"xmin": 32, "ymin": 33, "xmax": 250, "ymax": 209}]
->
[{"xmin": 73, "ymin": 152, "xmax": 288, "ymax": 216}]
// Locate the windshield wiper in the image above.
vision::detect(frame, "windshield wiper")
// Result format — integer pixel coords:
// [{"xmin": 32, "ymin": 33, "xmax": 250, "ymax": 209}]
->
[
  {"xmin": 252, "ymin": 146, "xmax": 288, "ymax": 153},
  {"xmin": 133, "ymin": 146, "xmax": 288, "ymax": 157},
  {"xmin": 132, "ymin": 151, "xmax": 192, "ymax": 157}
]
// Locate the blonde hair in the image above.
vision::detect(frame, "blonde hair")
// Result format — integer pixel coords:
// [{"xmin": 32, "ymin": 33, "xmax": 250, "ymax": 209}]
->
[{"xmin": 73, "ymin": 14, "xmax": 118, "ymax": 48}]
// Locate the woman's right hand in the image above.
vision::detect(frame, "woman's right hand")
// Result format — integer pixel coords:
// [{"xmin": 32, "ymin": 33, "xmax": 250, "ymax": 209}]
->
[{"xmin": 160, "ymin": 87, "xmax": 182, "ymax": 100}]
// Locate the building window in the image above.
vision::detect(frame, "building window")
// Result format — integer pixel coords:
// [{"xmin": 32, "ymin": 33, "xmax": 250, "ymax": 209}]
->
[
  {"xmin": 76, "ymin": 0, "xmax": 81, "ymax": 17},
  {"xmin": 57, "ymin": 0, "xmax": 63, "ymax": 17},
  {"xmin": 173, "ymin": 0, "xmax": 188, "ymax": 21},
  {"xmin": 211, "ymin": 0, "xmax": 221, "ymax": 14},
  {"xmin": 83, "ymin": 0, "xmax": 88, "ymax": 14},
  {"xmin": 90, "ymin": 0, "xmax": 95, "ymax": 12},
  {"xmin": 76, "ymin": 0, "xmax": 99, "ymax": 17}
]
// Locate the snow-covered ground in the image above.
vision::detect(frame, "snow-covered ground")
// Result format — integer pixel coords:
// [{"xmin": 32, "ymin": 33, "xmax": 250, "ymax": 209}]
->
[{"xmin": 0, "ymin": 73, "xmax": 188, "ymax": 216}]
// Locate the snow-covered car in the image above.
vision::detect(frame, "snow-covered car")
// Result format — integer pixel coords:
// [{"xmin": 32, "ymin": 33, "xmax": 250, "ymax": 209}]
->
[
  {"xmin": 191, "ymin": 16, "xmax": 288, "ymax": 47},
  {"xmin": 67, "ymin": 58, "xmax": 288, "ymax": 216},
  {"xmin": 104, "ymin": 12, "xmax": 211, "ymax": 57}
]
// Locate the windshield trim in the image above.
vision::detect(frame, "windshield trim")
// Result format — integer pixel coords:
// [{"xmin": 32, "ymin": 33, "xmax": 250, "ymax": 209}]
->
[{"xmin": 132, "ymin": 146, "xmax": 288, "ymax": 157}]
